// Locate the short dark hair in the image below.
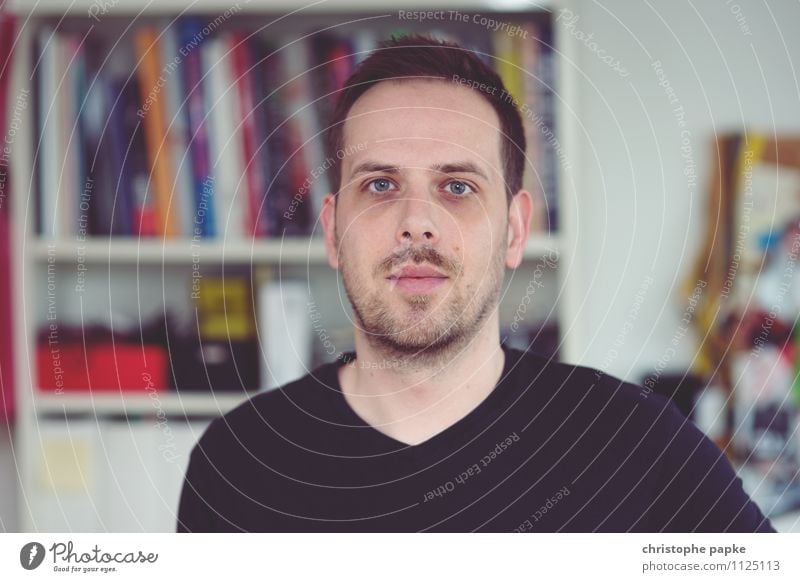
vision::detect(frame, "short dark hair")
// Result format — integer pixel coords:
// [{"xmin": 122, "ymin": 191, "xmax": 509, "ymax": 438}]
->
[{"xmin": 325, "ymin": 34, "xmax": 526, "ymax": 203}]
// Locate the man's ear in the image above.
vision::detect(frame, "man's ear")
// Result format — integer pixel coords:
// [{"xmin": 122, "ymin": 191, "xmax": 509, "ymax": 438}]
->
[
  {"xmin": 506, "ymin": 189, "xmax": 533, "ymax": 269},
  {"xmin": 320, "ymin": 193, "xmax": 339, "ymax": 269}
]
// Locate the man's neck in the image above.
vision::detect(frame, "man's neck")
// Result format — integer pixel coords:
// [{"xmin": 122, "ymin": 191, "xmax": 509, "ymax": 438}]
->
[{"xmin": 338, "ymin": 322, "xmax": 506, "ymax": 446}]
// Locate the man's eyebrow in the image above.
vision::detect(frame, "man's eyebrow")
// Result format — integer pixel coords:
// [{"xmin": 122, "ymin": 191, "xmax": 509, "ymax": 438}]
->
[
  {"xmin": 431, "ymin": 162, "xmax": 489, "ymax": 181},
  {"xmin": 350, "ymin": 161, "xmax": 401, "ymax": 177},
  {"xmin": 349, "ymin": 161, "xmax": 490, "ymax": 181}
]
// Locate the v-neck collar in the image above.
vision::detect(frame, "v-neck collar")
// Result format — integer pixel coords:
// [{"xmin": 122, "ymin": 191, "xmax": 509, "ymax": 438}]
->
[{"xmin": 319, "ymin": 342, "xmax": 526, "ymax": 464}]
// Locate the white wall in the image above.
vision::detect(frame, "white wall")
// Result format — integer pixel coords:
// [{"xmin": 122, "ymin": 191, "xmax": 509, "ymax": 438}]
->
[{"xmin": 563, "ymin": 0, "xmax": 800, "ymax": 382}]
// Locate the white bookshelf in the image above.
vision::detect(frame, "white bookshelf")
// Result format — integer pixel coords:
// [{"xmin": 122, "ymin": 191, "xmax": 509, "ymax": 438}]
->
[
  {"xmin": 28, "ymin": 237, "xmax": 332, "ymax": 264},
  {"xmin": 12, "ymin": 0, "xmax": 562, "ymax": 16},
  {"xmin": 28, "ymin": 236, "xmax": 560, "ymax": 264},
  {"xmin": 8, "ymin": 0, "xmax": 582, "ymax": 532},
  {"xmin": 34, "ymin": 391, "xmax": 252, "ymax": 417}
]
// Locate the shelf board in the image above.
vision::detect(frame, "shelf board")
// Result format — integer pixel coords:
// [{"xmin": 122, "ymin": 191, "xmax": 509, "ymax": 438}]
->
[
  {"xmin": 29, "ymin": 237, "xmax": 330, "ymax": 264},
  {"xmin": 16, "ymin": 0, "xmax": 552, "ymax": 16},
  {"xmin": 34, "ymin": 390, "xmax": 259, "ymax": 417},
  {"xmin": 28, "ymin": 235, "xmax": 559, "ymax": 264}
]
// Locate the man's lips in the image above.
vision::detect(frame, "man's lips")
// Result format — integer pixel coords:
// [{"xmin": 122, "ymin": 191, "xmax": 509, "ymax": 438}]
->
[
  {"xmin": 386, "ymin": 265, "xmax": 448, "ymax": 294},
  {"xmin": 388, "ymin": 265, "xmax": 448, "ymax": 279}
]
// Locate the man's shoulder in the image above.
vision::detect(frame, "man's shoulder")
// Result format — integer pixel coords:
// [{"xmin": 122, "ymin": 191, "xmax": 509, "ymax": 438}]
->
[
  {"xmin": 508, "ymin": 347, "xmax": 680, "ymax": 424},
  {"xmin": 194, "ymin": 361, "xmax": 338, "ymax": 453}
]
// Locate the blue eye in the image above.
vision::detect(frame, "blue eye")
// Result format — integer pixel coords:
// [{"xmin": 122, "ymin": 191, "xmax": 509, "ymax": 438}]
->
[
  {"xmin": 444, "ymin": 180, "xmax": 473, "ymax": 196},
  {"xmin": 366, "ymin": 178, "xmax": 395, "ymax": 193}
]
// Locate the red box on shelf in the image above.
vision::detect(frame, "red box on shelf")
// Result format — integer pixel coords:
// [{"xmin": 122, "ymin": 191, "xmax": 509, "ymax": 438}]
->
[
  {"xmin": 37, "ymin": 342, "xmax": 168, "ymax": 392},
  {"xmin": 87, "ymin": 344, "xmax": 168, "ymax": 391},
  {"xmin": 36, "ymin": 344, "xmax": 90, "ymax": 391}
]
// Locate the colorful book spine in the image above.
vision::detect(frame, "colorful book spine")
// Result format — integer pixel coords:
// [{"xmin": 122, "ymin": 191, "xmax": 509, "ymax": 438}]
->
[
  {"xmin": 258, "ymin": 42, "xmax": 294, "ymax": 237},
  {"xmin": 280, "ymin": 38, "xmax": 330, "ymax": 227},
  {"xmin": 36, "ymin": 28, "xmax": 61, "ymax": 238},
  {"xmin": 106, "ymin": 77, "xmax": 137, "ymax": 237},
  {"xmin": 202, "ymin": 33, "xmax": 246, "ymax": 240},
  {"xmin": 180, "ymin": 18, "xmax": 216, "ymax": 238},
  {"xmin": 520, "ymin": 22, "xmax": 544, "ymax": 234},
  {"xmin": 249, "ymin": 37, "xmax": 275, "ymax": 238},
  {"xmin": 29, "ymin": 18, "xmax": 556, "ymax": 240},
  {"xmin": 161, "ymin": 23, "xmax": 196, "ymax": 238},
  {"xmin": 231, "ymin": 33, "xmax": 265, "ymax": 238},
  {"xmin": 493, "ymin": 29, "xmax": 523, "ymax": 108},
  {"xmin": 59, "ymin": 35, "xmax": 82, "ymax": 238},
  {"xmin": 535, "ymin": 21, "xmax": 558, "ymax": 233},
  {"xmin": 134, "ymin": 28, "xmax": 178, "ymax": 237},
  {"xmin": 84, "ymin": 37, "xmax": 136, "ymax": 237}
]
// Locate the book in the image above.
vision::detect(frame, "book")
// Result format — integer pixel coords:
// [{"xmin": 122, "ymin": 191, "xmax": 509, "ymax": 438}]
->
[
  {"xmin": 493, "ymin": 29, "xmax": 523, "ymax": 108},
  {"xmin": 36, "ymin": 28, "xmax": 61, "ymax": 238},
  {"xmin": 172, "ymin": 274, "xmax": 260, "ymax": 392},
  {"xmin": 258, "ymin": 41, "xmax": 304, "ymax": 236},
  {"xmin": 30, "ymin": 18, "xmax": 558, "ymax": 240},
  {"xmin": 258, "ymin": 278, "xmax": 312, "ymax": 390},
  {"xmin": 160, "ymin": 22, "xmax": 196, "ymax": 238},
  {"xmin": 80, "ymin": 35, "xmax": 137, "ymax": 236},
  {"xmin": 309, "ymin": 33, "xmax": 354, "ymax": 129},
  {"xmin": 202, "ymin": 33, "xmax": 246, "ymax": 239},
  {"xmin": 249, "ymin": 37, "xmax": 276, "ymax": 237},
  {"xmin": 230, "ymin": 32, "xmax": 265, "ymax": 238},
  {"xmin": 134, "ymin": 27, "xmax": 178, "ymax": 237},
  {"xmin": 280, "ymin": 37, "xmax": 330, "ymax": 229},
  {"xmin": 534, "ymin": 21, "xmax": 558, "ymax": 233},
  {"xmin": 179, "ymin": 18, "xmax": 216, "ymax": 238},
  {"xmin": 519, "ymin": 22, "xmax": 545, "ymax": 234},
  {"xmin": 59, "ymin": 35, "xmax": 82, "ymax": 237},
  {"xmin": 106, "ymin": 77, "xmax": 137, "ymax": 236}
]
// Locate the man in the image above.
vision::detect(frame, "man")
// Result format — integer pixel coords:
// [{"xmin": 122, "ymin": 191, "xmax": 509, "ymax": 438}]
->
[{"xmin": 177, "ymin": 35, "xmax": 773, "ymax": 532}]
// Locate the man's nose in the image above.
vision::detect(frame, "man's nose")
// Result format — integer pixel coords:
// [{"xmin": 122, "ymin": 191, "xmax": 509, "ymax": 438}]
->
[{"xmin": 395, "ymin": 190, "xmax": 441, "ymax": 246}]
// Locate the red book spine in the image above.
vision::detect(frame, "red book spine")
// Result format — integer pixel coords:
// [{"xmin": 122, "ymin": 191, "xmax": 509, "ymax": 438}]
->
[{"xmin": 231, "ymin": 35, "xmax": 265, "ymax": 237}]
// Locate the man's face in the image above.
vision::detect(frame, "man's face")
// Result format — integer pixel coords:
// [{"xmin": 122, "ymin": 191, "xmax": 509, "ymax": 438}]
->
[{"xmin": 321, "ymin": 78, "xmax": 528, "ymax": 360}]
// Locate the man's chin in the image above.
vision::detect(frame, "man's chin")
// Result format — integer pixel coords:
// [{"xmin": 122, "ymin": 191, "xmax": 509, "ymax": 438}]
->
[
  {"xmin": 365, "ymin": 312, "xmax": 467, "ymax": 354},
  {"xmin": 371, "ymin": 332, "xmax": 462, "ymax": 359},
  {"xmin": 347, "ymin": 287, "xmax": 474, "ymax": 358}
]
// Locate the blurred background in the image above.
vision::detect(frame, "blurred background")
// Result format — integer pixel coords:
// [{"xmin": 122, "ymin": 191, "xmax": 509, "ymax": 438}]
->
[{"xmin": 1, "ymin": 0, "xmax": 799, "ymax": 532}]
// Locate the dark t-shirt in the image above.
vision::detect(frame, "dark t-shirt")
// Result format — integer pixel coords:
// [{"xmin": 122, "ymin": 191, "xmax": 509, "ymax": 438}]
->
[{"xmin": 176, "ymin": 344, "xmax": 774, "ymax": 532}]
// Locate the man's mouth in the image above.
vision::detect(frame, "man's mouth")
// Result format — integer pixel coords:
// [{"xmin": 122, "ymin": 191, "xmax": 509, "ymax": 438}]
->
[{"xmin": 387, "ymin": 265, "xmax": 448, "ymax": 294}]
